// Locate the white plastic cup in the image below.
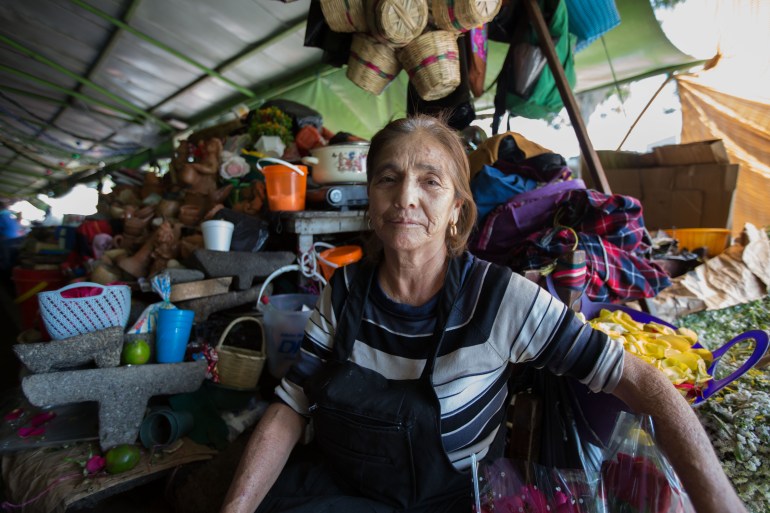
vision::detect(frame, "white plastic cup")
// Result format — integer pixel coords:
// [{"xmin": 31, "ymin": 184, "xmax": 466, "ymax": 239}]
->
[{"xmin": 201, "ymin": 220, "xmax": 235, "ymax": 251}]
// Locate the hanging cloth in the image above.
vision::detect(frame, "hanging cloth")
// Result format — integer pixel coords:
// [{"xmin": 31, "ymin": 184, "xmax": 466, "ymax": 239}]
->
[{"xmin": 492, "ymin": 0, "xmax": 576, "ymax": 132}]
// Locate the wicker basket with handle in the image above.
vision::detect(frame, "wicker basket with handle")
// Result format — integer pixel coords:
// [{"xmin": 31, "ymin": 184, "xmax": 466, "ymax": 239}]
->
[
  {"xmin": 398, "ymin": 30, "xmax": 461, "ymax": 101},
  {"xmin": 430, "ymin": 0, "xmax": 502, "ymax": 32},
  {"xmin": 215, "ymin": 317, "xmax": 266, "ymax": 390},
  {"xmin": 319, "ymin": 0, "xmax": 367, "ymax": 33},
  {"xmin": 366, "ymin": 0, "xmax": 429, "ymax": 48},
  {"xmin": 347, "ymin": 34, "xmax": 402, "ymax": 95}
]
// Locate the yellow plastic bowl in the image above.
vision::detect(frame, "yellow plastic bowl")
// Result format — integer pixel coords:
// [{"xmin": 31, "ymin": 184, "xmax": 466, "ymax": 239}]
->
[{"xmin": 665, "ymin": 228, "xmax": 731, "ymax": 257}]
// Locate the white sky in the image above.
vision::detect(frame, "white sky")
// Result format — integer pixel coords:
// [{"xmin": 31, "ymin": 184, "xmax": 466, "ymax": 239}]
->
[{"xmin": 471, "ymin": 0, "xmax": 730, "ymax": 160}]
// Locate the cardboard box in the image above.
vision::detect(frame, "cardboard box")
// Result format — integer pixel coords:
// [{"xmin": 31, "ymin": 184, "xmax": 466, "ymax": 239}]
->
[
  {"xmin": 583, "ymin": 163, "xmax": 739, "ymax": 230},
  {"xmin": 652, "ymin": 139, "xmax": 729, "ymax": 166},
  {"xmin": 585, "ymin": 142, "xmax": 738, "ymax": 229},
  {"xmin": 596, "ymin": 150, "xmax": 657, "ymax": 169}
]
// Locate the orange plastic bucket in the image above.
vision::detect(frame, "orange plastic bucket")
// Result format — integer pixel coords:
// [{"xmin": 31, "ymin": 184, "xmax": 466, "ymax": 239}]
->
[
  {"xmin": 262, "ymin": 164, "xmax": 307, "ymax": 211},
  {"xmin": 318, "ymin": 245, "xmax": 363, "ymax": 281}
]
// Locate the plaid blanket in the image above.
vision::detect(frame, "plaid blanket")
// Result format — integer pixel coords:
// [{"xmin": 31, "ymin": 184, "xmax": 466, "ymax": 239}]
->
[{"xmin": 482, "ymin": 189, "xmax": 671, "ymax": 302}]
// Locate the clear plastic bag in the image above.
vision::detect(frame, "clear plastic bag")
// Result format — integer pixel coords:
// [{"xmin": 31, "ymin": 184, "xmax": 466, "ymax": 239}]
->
[
  {"xmin": 600, "ymin": 412, "xmax": 695, "ymax": 513},
  {"xmin": 473, "ymin": 411, "xmax": 696, "ymax": 513},
  {"xmin": 127, "ymin": 272, "xmax": 176, "ymax": 334},
  {"xmin": 474, "ymin": 457, "xmax": 604, "ymax": 513}
]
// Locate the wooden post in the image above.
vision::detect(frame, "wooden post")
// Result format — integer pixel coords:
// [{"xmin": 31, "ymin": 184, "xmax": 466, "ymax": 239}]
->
[{"xmin": 522, "ymin": 0, "xmax": 612, "ymax": 195}]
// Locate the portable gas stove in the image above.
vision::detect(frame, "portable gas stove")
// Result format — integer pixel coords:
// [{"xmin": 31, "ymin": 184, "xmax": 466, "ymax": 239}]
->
[{"xmin": 306, "ymin": 184, "xmax": 368, "ymax": 210}]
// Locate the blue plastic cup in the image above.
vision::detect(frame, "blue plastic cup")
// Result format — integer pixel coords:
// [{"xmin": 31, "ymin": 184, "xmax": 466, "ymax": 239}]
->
[{"xmin": 156, "ymin": 308, "xmax": 195, "ymax": 363}]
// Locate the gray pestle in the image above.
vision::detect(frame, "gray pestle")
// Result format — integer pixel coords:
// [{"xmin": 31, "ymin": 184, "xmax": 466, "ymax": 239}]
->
[
  {"xmin": 191, "ymin": 249, "xmax": 295, "ymax": 290},
  {"xmin": 22, "ymin": 361, "xmax": 207, "ymax": 450}
]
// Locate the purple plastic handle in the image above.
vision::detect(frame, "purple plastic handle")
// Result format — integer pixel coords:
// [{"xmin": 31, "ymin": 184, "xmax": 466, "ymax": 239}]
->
[
  {"xmin": 543, "ymin": 277, "xmax": 769, "ymax": 405},
  {"xmin": 696, "ymin": 330, "xmax": 769, "ymax": 405},
  {"xmin": 577, "ymin": 292, "xmax": 769, "ymax": 405}
]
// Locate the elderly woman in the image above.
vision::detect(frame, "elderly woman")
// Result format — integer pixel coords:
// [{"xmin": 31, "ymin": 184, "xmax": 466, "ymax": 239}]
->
[{"xmin": 221, "ymin": 116, "xmax": 745, "ymax": 513}]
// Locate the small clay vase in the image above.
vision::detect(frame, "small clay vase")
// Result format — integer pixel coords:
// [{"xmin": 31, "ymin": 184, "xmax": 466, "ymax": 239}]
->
[
  {"xmin": 157, "ymin": 199, "xmax": 181, "ymax": 219},
  {"xmin": 180, "ymin": 234, "xmax": 204, "ymax": 260},
  {"xmin": 102, "ymin": 248, "xmax": 127, "ymax": 265},
  {"xmin": 109, "ymin": 205, "xmax": 126, "ymax": 219},
  {"xmin": 123, "ymin": 217, "xmax": 147, "ymax": 237},
  {"xmin": 134, "ymin": 205, "xmax": 156, "ymax": 220},
  {"xmin": 91, "ymin": 263, "xmax": 122, "ymax": 285},
  {"xmin": 141, "ymin": 172, "xmax": 164, "ymax": 199},
  {"xmin": 179, "ymin": 204, "xmax": 202, "ymax": 227},
  {"xmin": 118, "ymin": 237, "xmax": 155, "ymax": 279}
]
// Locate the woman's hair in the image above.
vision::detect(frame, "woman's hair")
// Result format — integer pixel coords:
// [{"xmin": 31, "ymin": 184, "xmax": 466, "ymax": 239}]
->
[{"xmin": 365, "ymin": 114, "xmax": 478, "ymax": 258}]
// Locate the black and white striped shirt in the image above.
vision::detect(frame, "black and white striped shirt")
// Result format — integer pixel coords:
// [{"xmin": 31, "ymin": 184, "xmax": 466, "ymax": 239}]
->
[{"xmin": 276, "ymin": 253, "xmax": 624, "ymax": 469}]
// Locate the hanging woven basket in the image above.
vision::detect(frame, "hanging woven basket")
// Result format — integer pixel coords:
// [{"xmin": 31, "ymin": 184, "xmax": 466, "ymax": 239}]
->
[
  {"xmin": 366, "ymin": 0, "xmax": 429, "ymax": 48},
  {"xmin": 398, "ymin": 30, "xmax": 461, "ymax": 101},
  {"xmin": 347, "ymin": 34, "xmax": 402, "ymax": 95},
  {"xmin": 319, "ymin": 0, "xmax": 367, "ymax": 33},
  {"xmin": 430, "ymin": 0, "xmax": 503, "ymax": 32}
]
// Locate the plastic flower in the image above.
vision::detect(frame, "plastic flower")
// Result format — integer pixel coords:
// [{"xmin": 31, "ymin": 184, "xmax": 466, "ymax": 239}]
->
[
  {"xmin": 85, "ymin": 455, "xmax": 106, "ymax": 474},
  {"xmin": 219, "ymin": 152, "xmax": 250, "ymax": 179},
  {"xmin": 602, "ymin": 452, "xmax": 672, "ymax": 513}
]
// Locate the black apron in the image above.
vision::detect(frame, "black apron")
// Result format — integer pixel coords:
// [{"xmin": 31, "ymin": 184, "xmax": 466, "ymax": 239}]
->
[{"xmin": 303, "ymin": 257, "xmax": 472, "ymax": 510}]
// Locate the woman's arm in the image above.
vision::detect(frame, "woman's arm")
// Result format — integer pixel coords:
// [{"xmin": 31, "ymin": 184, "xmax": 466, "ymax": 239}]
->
[
  {"xmin": 220, "ymin": 402, "xmax": 306, "ymax": 513},
  {"xmin": 612, "ymin": 352, "xmax": 747, "ymax": 513}
]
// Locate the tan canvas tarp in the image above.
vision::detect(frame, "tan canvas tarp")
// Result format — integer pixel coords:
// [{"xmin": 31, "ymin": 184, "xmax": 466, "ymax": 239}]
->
[
  {"xmin": 677, "ymin": 75, "xmax": 770, "ymax": 235},
  {"xmin": 674, "ymin": 0, "xmax": 770, "ymax": 235}
]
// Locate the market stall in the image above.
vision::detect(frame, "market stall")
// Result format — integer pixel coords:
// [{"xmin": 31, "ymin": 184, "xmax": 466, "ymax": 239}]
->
[{"xmin": 0, "ymin": 0, "xmax": 768, "ymax": 512}]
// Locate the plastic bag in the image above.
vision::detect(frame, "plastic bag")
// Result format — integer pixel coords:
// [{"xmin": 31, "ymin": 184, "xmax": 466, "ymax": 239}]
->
[
  {"xmin": 474, "ymin": 457, "xmax": 603, "ymax": 513},
  {"xmin": 601, "ymin": 412, "xmax": 695, "ymax": 513},
  {"xmin": 126, "ymin": 272, "xmax": 176, "ymax": 334}
]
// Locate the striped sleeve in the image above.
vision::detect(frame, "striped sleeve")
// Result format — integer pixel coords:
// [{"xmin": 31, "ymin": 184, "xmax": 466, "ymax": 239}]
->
[{"xmin": 493, "ymin": 272, "xmax": 624, "ymax": 393}]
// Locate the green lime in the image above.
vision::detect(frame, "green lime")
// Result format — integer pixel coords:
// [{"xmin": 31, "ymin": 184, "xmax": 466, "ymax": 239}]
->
[
  {"xmin": 105, "ymin": 444, "xmax": 141, "ymax": 474},
  {"xmin": 122, "ymin": 339, "xmax": 151, "ymax": 365}
]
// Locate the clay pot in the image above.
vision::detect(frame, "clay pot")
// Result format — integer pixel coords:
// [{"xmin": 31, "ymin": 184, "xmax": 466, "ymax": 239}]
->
[
  {"xmin": 134, "ymin": 205, "xmax": 156, "ymax": 219},
  {"xmin": 118, "ymin": 237, "xmax": 155, "ymax": 278},
  {"xmin": 180, "ymin": 234, "xmax": 204, "ymax": 261},
  {"xmin": 112, "ymin": 234, "xmax": 138, "ymax": 251},
  {"xmin": 102, "ymin": 248, "xmax": 127, "ymax": 265},
  {"xmin": 141, "ymin": 172, "xmax": 164, "ymax": 199},
  {"xmin": 91, "ymin": 263, "xmax": 122, "ymax": 285},
  {"xmin": 109, "ymin": 205, "xmax": 126, "ymax": 219},
  {"xmin": 157, "ymin": 199, "xmax": 181, "ymax": 219},
  {"xmin": 179, "ymin": 205, "xmax": 203, "ymax": 226},
  {"xmin": 123, "ymin": 217, "xmax": 148, "ymax": 237}
]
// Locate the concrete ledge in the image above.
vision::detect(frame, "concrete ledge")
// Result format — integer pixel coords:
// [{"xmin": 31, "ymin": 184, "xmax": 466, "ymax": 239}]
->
[
  {"xmin": 13, "ymin": 326, "xmax": 124, "ymax": 374},
  {"xmin": 22, "ymin": 361, "xmax": 207, "ymax": 450}
]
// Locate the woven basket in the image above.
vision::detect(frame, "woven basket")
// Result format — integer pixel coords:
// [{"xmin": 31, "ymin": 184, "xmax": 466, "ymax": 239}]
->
[
  {"xmin": 398, "ymin": 30, "xmax": 461, "ymax": 101},
  {"xmin": 319, "ymin": 0, "xmax": 367, "ymax": 32},
  {"xmin": 215, "ymin": 317, "xmax": 266, "ymax": 390},
  {"xmin": 366, "ymin": 0, "xmax": 429, "ymax": 48},
  {"xmin": 431, "ymin": 0, "xmax": 502, "ymax": 32},
  {"xmin": 347, "ymin": 34, "xmax": 402, "ymax": 95},
  {"xmin": 38, "ymin": 282, "xmax": 131, "ymax": 340}
]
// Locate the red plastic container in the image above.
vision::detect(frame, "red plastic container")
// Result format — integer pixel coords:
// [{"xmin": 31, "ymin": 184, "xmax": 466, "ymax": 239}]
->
[{"xmin": 12, "ymin": 267, "xmax": 68, "ymax": 335}]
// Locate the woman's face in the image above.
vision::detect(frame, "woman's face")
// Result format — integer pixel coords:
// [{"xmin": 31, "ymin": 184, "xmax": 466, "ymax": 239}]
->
[{"xmin": 367, "ymin": 132, "xmax": 462, "ymax": 258}]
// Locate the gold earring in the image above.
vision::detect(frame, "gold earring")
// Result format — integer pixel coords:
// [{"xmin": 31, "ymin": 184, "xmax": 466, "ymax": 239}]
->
[{"xmin": 449, "ymin": 222, "xmax": 457, "ymax": 238}]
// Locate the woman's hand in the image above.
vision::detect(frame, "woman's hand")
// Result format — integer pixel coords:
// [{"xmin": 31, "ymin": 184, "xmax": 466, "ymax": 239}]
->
[
  {"xmin": 612, "ymin": 352, "xmax": 747, "ymax": 513},
  {"xmin": 220, "ymin": 402, "xmax": 305, "ymax": 513}
]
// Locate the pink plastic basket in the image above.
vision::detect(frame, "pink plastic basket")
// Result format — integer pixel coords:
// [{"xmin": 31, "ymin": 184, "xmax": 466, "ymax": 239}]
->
[{"xmin": 38, "ymin": 282, "xmax": 131, "ymax": 340}]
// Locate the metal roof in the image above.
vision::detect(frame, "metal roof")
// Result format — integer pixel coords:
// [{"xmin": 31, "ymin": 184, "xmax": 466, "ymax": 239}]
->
[
  {"xmin": 0, "ymin": 0, "xmax": 699, "ymax": 199},
  {"xmin": 0, "ymin": 0, "xmax": 318, "ymax": 198}
]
